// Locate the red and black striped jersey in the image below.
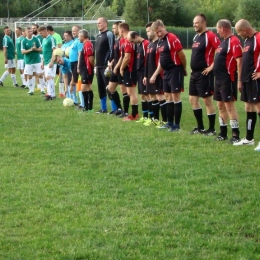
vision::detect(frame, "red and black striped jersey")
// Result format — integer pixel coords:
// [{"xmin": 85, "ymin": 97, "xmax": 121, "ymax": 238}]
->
[
  {"xmin": 136, "ymin": 39, "xmax": 149, "ymax": 71},
  {"xmin": 191, "ymin": 30, "xmax": 220, "ymax": 71},
  {"xmin": 80, "ymin": 40, "xmax": 94, "ymax": 74},
  {"xmin": 121, "ymin": 37, "xmax": 136, "ymax": 72},
  {"xmin": 214, "ymin": 35, "xmax": 242, "ymax": 82},
  {"xmin": 241, "ymin": 32, "xmax": 260, "ymax": 82},
  {"xmin": 157, "ymin": 32, "xmax": 183, "ymax": 71}
]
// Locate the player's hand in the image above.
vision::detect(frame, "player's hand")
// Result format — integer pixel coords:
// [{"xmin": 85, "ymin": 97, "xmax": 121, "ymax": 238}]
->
[
  {"xmin": 143, "ymin": 77, "xmax": 147, "ymax": 86},
  {"xmin": 120, "ymin": 68, "xmax": 124, "ymax": 77},
  {"xmin": 32, "ymin": 46, "xmax": 36, "ymax": 51},
  {"xmin": 252, "ymin": 72, "xmax": 260, "ymax": 80},
  {"xmin": 238, "ymin": 81, "xmax": 242, "ymax": 93},
  {"xmin": 184, "ymin": 68, "xmax": 188, "ymax": 76},
  {"xmin": 201, "ymin": 67, "xmax": 212, "ymax": 76},
  {"xmin": 49, "ymin": 62, "xmax": 53, "ymax": 68},
  {"xmin": 113, "ymin": 67, "xmax": 118, "ymax": 75},
  {"xmin": 150, "ymin": 75, "xmax": 156, "ymax": 84}
]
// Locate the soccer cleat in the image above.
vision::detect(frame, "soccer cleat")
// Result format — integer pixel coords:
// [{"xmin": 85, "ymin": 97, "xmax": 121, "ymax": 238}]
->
[
  {"xmin": 24, "ymin": 85, "xmax": 29, "ymax": 89},
  {"xmin": 204, "ymin": 129, "xmax": 217, "ymax": 136},
  {"xmin": 41, "ymin": 91, "xmax": 46, "ymax": 95},
  {"xmin": 20, "ymin": 85, "xmax": 26, "ymax": 88},
  {"xmin": 144, "ymin": 119, "xmax": 160, "ymax": 126},
  {"xmin": 14, "ymin": 84, "xmax": 19, "ymax": 87},
  {"xmin": 44, "ymin": 95, "xmax": 55, "ymax": 101},
  {"xmin": 0, "ymin": 81, "xmax": 3, "ymax": 87},
  {"xmin": 88, "ymin": 109, "xmax": 94, "ymax": 113},
  {"xmin": 118, "ymin": 112, "xmax": 128, "ymax": 118},
  {"xmin": 157, "ymin": 122, "xmax": 170, "ymax": 129},
  {"xmin": 114, "ymin": 109, "xmax": 123, "ymax": 116},
  {"xmin": 123, "ymin": 114, "xmax": 139, "ymax": 121},
  {"xmin": 28, "ymin": 91, "xmax": 34, "ymax": 95},
  {"xmin": 214, "ymin": 134, "xmax": 228, "ymax": 141},
  {"xmin": 59, "ymin": 93, "xmax": 65, "ymax": 98},
  {"xmin": 95, "ymin": 109, "xmax": 108, "ymax": 114},
  {"xmin": 189, "ymin": 127, "xmax": 205, "ymax": 134},
  {"xmin": 229, "ymin": 136, "xmax": 241, "ymax": 144},
  {"xmin": 143, "ymin": 118, "xmax": 151, "ymax": 125},
  {"xmin": 168, "ymin": 124, "xmax": 180, "ymax": 132},
  {"xmin": 107, "ymin": 110, "xmax": 116, "ymax": 115},
  {"xmin": 254, "ymin": 142, "xmax": 260, "ymax": 151},
  {"xmin": 135, "ymin": 116, "xmax": 148, "ymax": 123},
  {"xmin": 233, "ymin": 137, "xmax": 255, "ymax": 146}
]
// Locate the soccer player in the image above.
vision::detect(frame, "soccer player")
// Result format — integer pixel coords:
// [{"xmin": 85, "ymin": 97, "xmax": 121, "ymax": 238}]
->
[
  {"xmin": 21, "ymin": 27, "xmax": 45, "ymax": 95},
  {"xmin": 151, "ymin": 20, "xmax": 187, "ymax": 131},
  {"xmin": 127, "ymin": 31, "xmax": 150, "ymax": 123},
  {"xmin": 189, "ymin": 14, "xmax": 220, "ymax": 135},
  {"xmin": 0, "ymin": 26, "xmax": 18, "ymax": 87},
  {"xmin": 15, "ymin": 27, "xmax": 27, "ymax": 88},
  {"xmin": 234, "ymin": 19, "xmax": 260, "ymax": 150},
  {"xmin": 214, "ymin": 19, "xmax": 242, "ymax": 143},
  {"xmin": 46, "ymin": 25, "xmax": 62, "ymax": 48},
  {"xmin": 38, "ymin": 26, "xmax": 57, "ymax": 100},
  {"xmin": 78, "ymin": 29, "xmax": 95, "ymax": 112},
  {"xmin": 143, "ymin": 22, "xmax": 167, "ymax": 126},
  {"xmin": 118, "ymin": 22, "xmax": 139, "ymax": 121},
  {"xmin": 95, "ymin": 17, "xmax": 115, "ymax": 113}
]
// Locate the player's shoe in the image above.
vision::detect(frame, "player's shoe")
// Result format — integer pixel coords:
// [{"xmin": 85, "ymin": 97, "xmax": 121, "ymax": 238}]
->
[
  {"xmin": 157, "ymin": 122, "xmax": 170, "ymax": 129},
  {"xmin": 0, "ymin": 81, "xmax": 3, "ymax": 87},
  {"xmin": 189, "ymin": 127, "xmax": 205, "ymax": 134},
  {"xmin": 214, "ymin": 134, "xmax": 228, "ymax": 141},
  {"xmin": 168, "ymin": 124, "xmax": 180, "ymax": 132},
  {"xmin": 24, "ymin": 85, "xmax": 29, "ymax": 89},
  {"xmin": 44, "ymin": 95, "xmax": 55, "ymax": 101},
  {"xmin": 233, "ymin": 137, "xmax": 255, "ymax": 146},
  {"xmin": 229, "ymin": 136, "xmax": 241, "ymax": 144},
  {"xmin": 123, "ymin": 114, "xmax": 139, "ymax": 121},
  {"xmin": 118, "ymin": 112, "xmax": 128, "ymax": 118},
  {"xmin": 95, "ymin": 109, "xmax": 108, "ymax": 114},
  {"xmin": 14, "ymin": 84, "xmax": 19, "ymax": 87},
  {"xmin": 59, "ymin": 93, "xmax": 65, "ymax": 98},
  {"xmin": 203, "ymin": 129, "xmax": 217, "ymax": 136},
  {"xmin": 135, "ymin": 116, "xmax": 148, "ymax": 123},
  {"xmin": 28, "ymin": 91, "xmax": 34, "ymax": 95},
  {"xmin": 144, "ymin": 119, "xmax": 160, "ymax": 126},
  {"xmin": 143, "ymin": 118, "xmax": 151, "ymax": 125},
  {"xmin": 107, "ymin": 110, "xmax": 116, "ymax": 115},
  {"xmin": 114, "ymin": 109, "xmax": 123, "ymax": 116},
  {"xmin": 20, "ymin": 85, "xmax": 26, "ymax": 88},
  {"xmin": 254, "ymin": 142, "xmax": 260, "ymax": 151},
  {"xmin": 41, "ymin": 91, "xmax": 46, "ymax": 95},
  {"xmin": 88, "ymin": 109, "xmax": 94, "ymax": 113}
]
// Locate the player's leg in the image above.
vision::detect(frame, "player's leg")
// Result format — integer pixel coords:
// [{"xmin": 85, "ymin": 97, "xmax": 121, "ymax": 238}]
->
[
  {"xmin": 119, "ymin": 84, "xmax": 130, "ymax": 117},
  {"xmin": 95, "ymin": 67, "xmax": 108, "ymax": 113}
]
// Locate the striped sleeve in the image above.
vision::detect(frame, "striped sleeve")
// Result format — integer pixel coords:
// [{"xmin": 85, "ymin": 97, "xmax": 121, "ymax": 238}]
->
[
  {"xmin": 107, "ymin": 31, "xmax": 115, "ymax": 62},
  {"xmin": 3, "ymin": 37, "xmax": 8, "ymax": 47}
]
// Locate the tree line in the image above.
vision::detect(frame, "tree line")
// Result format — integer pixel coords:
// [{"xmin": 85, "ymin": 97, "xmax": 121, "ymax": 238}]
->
[{"xmin": 1, "ymin": 0, "xmax": 260, "ymax": 27}]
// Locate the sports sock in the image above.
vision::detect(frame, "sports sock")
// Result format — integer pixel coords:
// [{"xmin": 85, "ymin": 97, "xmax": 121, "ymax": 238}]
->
[
  {"xmin": 123, "ymin": 93, "xmax": 130, "ymax": 114},
  {"xmin": 141, "ymin": 100, "xmax": 148, "ymax": 118},
  {"xmin": 208, "ymin": 113, "xmax": 216, "ymax": 131},
  {"xmin": 21, "ymin": 74, "xmax": 27, "ymax": 86},
  {"xmin": 39, "ymin": 77, "xmax": 45, "ymax": 92},
  {"xmin": 11, "ymin": 74, "xmax": 17, "ymax": 85},
  {"xmin": 111, "ymin": 91, "xmax": 122, "ymax": 110},
  {"xmin": 59, "ymin": 83, "xmax": 65, "ymax": 96},
  {"xmin": 72, "ymin": 85, "xmax": 78, "ymax": 104},
  {"xmin": 160, "ymin": 99, "xmax": 167, "ymax": 122},
  {"xmin": 32, "ymin": 76, "xmax": 35, "ymax": 89},
  {"xmin": 101, "ymin": 96, "xmax": 107, "ymax": 110},
  {"xmin": 230, "ymin": 119, "xmax": 239, "ymax": 138},
  {"xmin": 174, "ymin": 101, "xmax": 182, "ymax": 126},
  {"xmin": 88, "ymin": 90, "xmax": 94, "ymax": 110},
  {"xmin": 152, "ymin": 99, "xmax": 160, "ymax": 120},
  {"xmin": 110, "ymin": 100, "xmax": 117, "ymax": 111},
  {"xmin": 82, "ymin": 91, "xmax": 89, "ymax": 110},
  {"xmin": 0, "ymin": 70, "xmax": 9, "ymax": 82},
  {"xmin": 246, "ymin": 112, "xmax": 257, "ymax": 141},
  {"xmin": 193, "ymin": 108, "xmax": 204, "ymax": 130},
  {"xmin": 148, "ymin": 100, "xmax": 153, "ymax": 119},
  {"xmin": 132, "ymin": 104, "xmax": 138, "ymax": 117},
  {"xmin": 48, "ymin": 79, "xmax": 55, "ymax": 97},
  {"xmin": 79, "ymin": 91, "xmax": 84, "ymax": 107},
  {"xmin": 219, "ymin": 117, "xmax": 227, "ymax": 137},
  {"xmin": 28, "ymin": 78, "xmax": 33, "ymax": 92},
  {"xmin": 167, "ymin": 102, "xmax": 174, "ymax": 126}
]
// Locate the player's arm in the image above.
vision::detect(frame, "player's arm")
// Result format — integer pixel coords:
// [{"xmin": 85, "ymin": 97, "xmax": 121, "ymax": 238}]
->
[
  {"xmin": 236, "ymin": 57, "xmax": 242, "ymax": 91},
  {"xmin": 120, "ymin": 53, "xmax": 130, "ymax": 76},
  {"xmin": 113, "ymin": 56, "xmax": 122, "ymax": 74},
  {"xmin": 150, "ymin": 62, "xmax": 162, "ymax": 84},
  {"xmin": 3, "ymin": 47, "xmax": 7, "ymax": 64},
  {"xmin": 88, "ymin": 55, "xmax": 95, "ymax": 68},
  {"xmin": 107, "ymin": 32, "xmax": 115, "ymax": 62},
  {"xmin": 177, "ymin": 49, "xmax": 188, "ymax": 76}
]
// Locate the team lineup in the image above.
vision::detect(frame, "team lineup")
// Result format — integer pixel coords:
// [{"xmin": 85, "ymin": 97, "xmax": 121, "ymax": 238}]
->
[{"xmin": 1, "ymin": 15, "xmax": 260, "ymax": 151}]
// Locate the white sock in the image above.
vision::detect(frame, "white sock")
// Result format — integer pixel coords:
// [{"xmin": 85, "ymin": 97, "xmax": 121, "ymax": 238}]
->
[
  {"xmin": 49, "ymin": 79, "xmax": 55, "ymax": 97},
  {"xmin": 59, "ymin": 83, "xmax": 64, "ymax": 95},
  {"xmin": 39, "ymin": 78, "xmax": 45, "ymax": 92},
  {"xmin": 11, "ymin": 74, "xmax": 17, "ymax": 85},
  {"xmin": 28, "ymin": 78, "xmax": 33, "ymax": 92},
  {"xmin": 0, "ymin": 70, "xmax": 9, "ymax": 82},
  {"xmin": 32, "ymin": 76, "xmax": 35, "ymax": 89},
  {"xmin": 21, "ymin": 74, "xmax": 26, "ymax": 86}
]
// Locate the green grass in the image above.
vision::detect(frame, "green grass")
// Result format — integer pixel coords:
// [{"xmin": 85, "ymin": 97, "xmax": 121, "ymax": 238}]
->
[{"xmin": 0, "ymin": 50, "xmax": 260, "ymax": 260}]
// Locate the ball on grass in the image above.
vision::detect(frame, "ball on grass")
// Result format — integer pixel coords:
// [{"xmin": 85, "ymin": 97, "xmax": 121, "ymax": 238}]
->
[{"xmin": 63, "ymin": 98, "xmax": 74, "ymax": 107}]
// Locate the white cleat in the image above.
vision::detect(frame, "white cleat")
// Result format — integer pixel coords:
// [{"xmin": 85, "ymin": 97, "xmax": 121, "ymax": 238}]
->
[{"xmin": 233, "ymin": 137, "xmax": 255, "ymax": 146}]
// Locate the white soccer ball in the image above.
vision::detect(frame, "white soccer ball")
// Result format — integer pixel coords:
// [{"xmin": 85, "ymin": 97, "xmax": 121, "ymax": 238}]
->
[
  {"xmin": 104, "ymin": 67, "xmax": 112, "ymax": 77},
  {"xmin": 53, "ymin": 48, "xmax": 64, "ymax": 56},
  {"xmin": 63, "ymin": 98, "xmax": 74, "ymax": 107}
]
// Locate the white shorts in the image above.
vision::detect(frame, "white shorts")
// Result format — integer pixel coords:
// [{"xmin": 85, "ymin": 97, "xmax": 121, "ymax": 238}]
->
[
  {"xmin": 5, "ymin": 59, "xmax": 16, "ymax": 68},
  {"xmin": 17, "ymin": 59, "xmax": 25, "ymax": 70},
  {"xmin": 44, "ymin": 64, "xmax": 57, "ymax": 78},
  {"xmin": 24, "ymin": 63, "xmax": 43, "ymax": 76}
]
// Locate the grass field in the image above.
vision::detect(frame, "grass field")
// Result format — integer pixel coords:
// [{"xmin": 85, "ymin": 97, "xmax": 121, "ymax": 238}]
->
[{"xmin": 0, "ymin": 49, "xmax": 260, "ymax": 260}]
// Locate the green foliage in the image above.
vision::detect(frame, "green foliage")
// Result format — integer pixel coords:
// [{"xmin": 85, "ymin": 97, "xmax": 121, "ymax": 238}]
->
[{"xmin": 111, "ymin": 0, "xmax": 125, "ymax": 16}]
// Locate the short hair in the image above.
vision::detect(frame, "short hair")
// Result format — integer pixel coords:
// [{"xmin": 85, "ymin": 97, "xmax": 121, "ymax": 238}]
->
[
  {"xmin": 32, "ymin": 24, "xmax": 39, "ymax": 29},
  {"xmin": 79, "ymin": 29, "xmax": 89, "ymax": 39},
  {"xmin": 26, "ymin": 27, "xmax": 31, "ymax": 30},
  {"xmin": 118, "ymin": 22, "xmax": 130, "ymax": 31},
  {"xmin": 38, "ymin": 26, "xmax": 47, "ymax": 32},
  {"xmin": 99, "ymin": 17, "xmax": 108, "ymax": 24},
  {"xmin": 113, "ymin": 21, "xmax": 122, "ymax": 26},
  {"xmin": 72, "ymin": 25, "xmax": 81, "ymax": 31},
  {"xmin": 217, "ymin": 19, "xmax": 232, "ymax": 29},
  {"xmin": 64, "ymin": 30, "xmax": 73, "ymax": 38},
  {"xmin": 129, "ymin": 31, "xmax": 139, "ymax": 39},
  {"xmin": 145, "ymin": 22, "xmax": 153, "ymax": 28},
  {"xmin": 151, "ymin": 20, "xmax": 165, "ymax": 30},
  {"xmin": 46, "ymin": 25, "xmax": 54, "ymax": 32},
  {"xmin": 17, "ymin": 27, "xmax": 22, "ymax": 31},
  {"xmin": 4, "ymin": 26, "xmax": 9, "ymax": 30},
  {"xmin": 196, "ymin": 14, "xmax": 207, "ymax": 22}
]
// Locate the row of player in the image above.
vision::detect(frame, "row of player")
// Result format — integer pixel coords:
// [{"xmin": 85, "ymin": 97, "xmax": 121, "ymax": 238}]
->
[{"xmin": 1, "ymin": 15, "xmax": 260, "ymax": 151}]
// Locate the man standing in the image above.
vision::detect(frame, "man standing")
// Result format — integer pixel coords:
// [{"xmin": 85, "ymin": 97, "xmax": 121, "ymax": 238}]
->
[
  {"xmin": 234, "ymin": 19, "xmax": 260, "ymax": 151},
  {"xmin": 95, "ymin": 17, "xmax": 115, "ymax": 113},
  {"xmin": 38, "ymin": 26, "xmax": 57, "ymax": 100},
  {"xmin": 0, "ymin": 26, "xmax": 18, "ymax": 87},
  {"xmin": 46, "ymin": 25, "xmax": 62, "ymax": 48},
  {"xmin": 214, "ymin": 19, "xmax": 242, "ymax": 143},
  {"xmin": 151, "ymin": 20, "xmax": 187, "ymax": 131},
  {"xmin": 189, "ymin": 14, "xmax": 220, "ymax": 135}
]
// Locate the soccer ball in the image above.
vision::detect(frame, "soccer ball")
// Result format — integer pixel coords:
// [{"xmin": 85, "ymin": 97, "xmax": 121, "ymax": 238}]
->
[
  {"xmin": 53, "ymin": 48, "xmax": 64, "ymax": 56},
  {"xmin": 65, "ymin": 46, "xmax": 71, "ymax": 58},
  {"xmin": 63, "ymin": 98, "xmax": 74, "ymax": 107},
  {"xmin": 104, "ymin": 67, "xmax": 112, "ymax": 77}
]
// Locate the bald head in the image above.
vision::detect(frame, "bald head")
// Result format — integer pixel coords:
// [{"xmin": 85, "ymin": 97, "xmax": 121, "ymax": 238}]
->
[
  {"xmin": 97, "ymin": 17, "xmax": 108, "ymax": 32},
  {"xmin": 235, "ymin": 19, "xmax": 256, "ymax": 39},
  {"xmin": 235, "ymin": 19, "xmax": 252, "ymax": 31}
]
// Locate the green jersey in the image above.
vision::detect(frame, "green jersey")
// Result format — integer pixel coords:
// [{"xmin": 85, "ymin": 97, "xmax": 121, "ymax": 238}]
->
[
  {"xmin": 3, "ymin": 35, "xmax": 15, "ymax": 60},
  {"xmin": 36, "ymin": 34, "xmax": 43, "ymax": 54},
  {"xmin": 16, "ymin": 36, "xmax": 24, "ymax": 60},
  {"xmin": 42, "ymin": 35, "xmax": 56, "ymax": 65},
  {"xmin": 21, "ymin": 36, "xmax": 41, "ymax": 65},
  {"xmin": 52, "ymin": 32, "xmax": 62, "ymax": 46}
]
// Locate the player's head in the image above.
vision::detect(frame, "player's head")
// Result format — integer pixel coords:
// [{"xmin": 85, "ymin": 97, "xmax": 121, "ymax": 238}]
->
[
  {"xmin": 72, "ymin": 25, "xmax": 81, "ymax": 38},
  {"xmin": 4, "ymin": 26, "xmax": 11, "ymax": 36},
  {"xmin": 97, "ymin": 17, "xmax": 108, "ymax": 32},
  {"xmin": 38, "ymin": 26, "xmax": 48, "ymax": 38},
  {"xmin": 216, "ymin": 19, "xmax": 232, "ymax": 38},
  {"xmin": 193, "ymin": 14, "xmax": 207, "ymax": 33},
  {"xmin": 145, "ymin": 22, "xmax": 156, "ymax": 41},
  {"xmin": 235, "ymin": 19, "xmax": 254, "ymax": 39},
  {"xmin": 15, "ymin": 27, "xmax": 22, "ymax": 37},
  {"xmin": 112, "ymin": 21, "xmax": 122, "ymax": 37},
  {"xmin": 127, "ymin": 31, "xmax": 141, "ymax": 43},
  {"xmin": 55, "ymin": 55, "xmax": 64, "ymax": 65},
  {"xmin": 78, "ymin": 29, "xmax": 89, "ymax": 43},
  {"xmin": 46, "ymin": 25, "xmax": 54, "ymax": 35},
  {"xmin": 25, "ymin": 27, "xmax": 33, "ymax": 38},
  {"xmin": 118, "ymin": 22, "xmax": 130, "ymax": 37},
  {"xmin": 32, "ymin": 24, "xmax": 39, "ymax": 35},
  {"xmin": 151, "ymin": 20, "xmax": 167, "ymax": 39},
  {"xmin": 63, "ymin": 30, "xmax": 73, "ymax": 42},
  {"xmin": 22, "ymin": 28, "xmax": 26, "ymax": 37}
]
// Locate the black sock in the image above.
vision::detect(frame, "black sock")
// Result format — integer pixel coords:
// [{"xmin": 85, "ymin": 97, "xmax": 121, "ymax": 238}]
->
[
  {"xmin": 167, "ymin": 102, "xmax": 174, "ymax": 126},
  {"xmin": 142, "ymin": 100, "xmax": 148, "ymax": 118},
  {"xmin": 132, "ymin": 104, "xmax": 138, "ymax": 117},
  {"xmin": 152, "ymin": 99, "xmax": 160, "ymax": 120},
  {"xmin": 148, "ymin": 100, "xmax": 153, "ymax": 119},
  {"xmin": 160, "ymin": 99, "xmax": 167, "ymax": 122},
  {"xmin": 208, "ymin": 113, "xmax": 216, "ymax": 131},
  {"xmin": 88, "ymin": 90, "xmax": 94, "ymax": 110},
  {"xmin": 193, "ymin": 108, "xmax": 204, "ymax": 130},
  {"xmin": 111, "ymin": 91, "xmax": 122, "ymax": 110},
  {"xmin": 230, "ymin": 119, "xmax": 239, "ymax": 138},
  {"xmin": 82, "ymin": 91, "xmax": 89, "ymax": 110},
  {"xmin": 174, "ymin": 101, "xmax": 182, "ymax": 126},
  {"xmin": 246, "ymin": 112, "xmax": 257, "ymax": 140},
  {"xmin": 220, "ymin": 125, "xmax": 228, "ymax": 137},
  {"xmin": 123, "ymin": 93, "xmax": 130, "ymax": 114}
]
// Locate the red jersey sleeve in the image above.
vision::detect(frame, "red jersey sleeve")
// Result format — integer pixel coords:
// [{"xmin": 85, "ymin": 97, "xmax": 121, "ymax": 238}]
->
[
  {"xmin": 208, "ymin": 31, "xmax": 221, "ymax": 50},
  {"xmin": 230, "ymin": 36, "xmax": 242, "ymax": 59},
  {"xmin": 124, "ymin": 40, "xmax": 133, "ymax": 53},
  {"xmin": 168, "ymin": 33, "xmax": 183, "ymax": 52}
]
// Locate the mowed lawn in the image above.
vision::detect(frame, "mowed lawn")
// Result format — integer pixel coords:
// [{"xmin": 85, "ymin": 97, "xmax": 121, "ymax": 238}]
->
[{"xmin": 0, "ymin": 49, "xmax": 260, "ymax": 260}]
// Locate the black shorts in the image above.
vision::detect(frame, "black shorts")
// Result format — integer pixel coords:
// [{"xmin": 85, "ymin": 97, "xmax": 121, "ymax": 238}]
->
[
  {"xmin": 71, "ymin": 61, "xmax": 79, "ymax": 83},
  {"xmin": 146, "ymin": 74, "xmax": 163, "ymax": 95},
  {"xmin": 163, "ymin": 66, "xmax": 184, "ymax": 93},
  {"xmin": 123, "ymin": 67, "xmax": 137, "ymax": 87},
  {"xmin": 189, "ymin": 71, "xmax": 214, "ymax": 97},
  {"xmin": 109, "ymin": 71, "xmax": 123, "ymax": 85},
  {"xmin": 214, "ymin": 79, "xmax": 237, "ymax": 102},
  {"xmin": 80, "ymin": 71, "xmax": 94, "ymax": 84},
  {"xmin": 241, "ymin": 80, "xmax": 260, "ymax": 103},
  {"xmin": 137, "ymin": 71, "xmax": 147, "ymax": 95}
]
